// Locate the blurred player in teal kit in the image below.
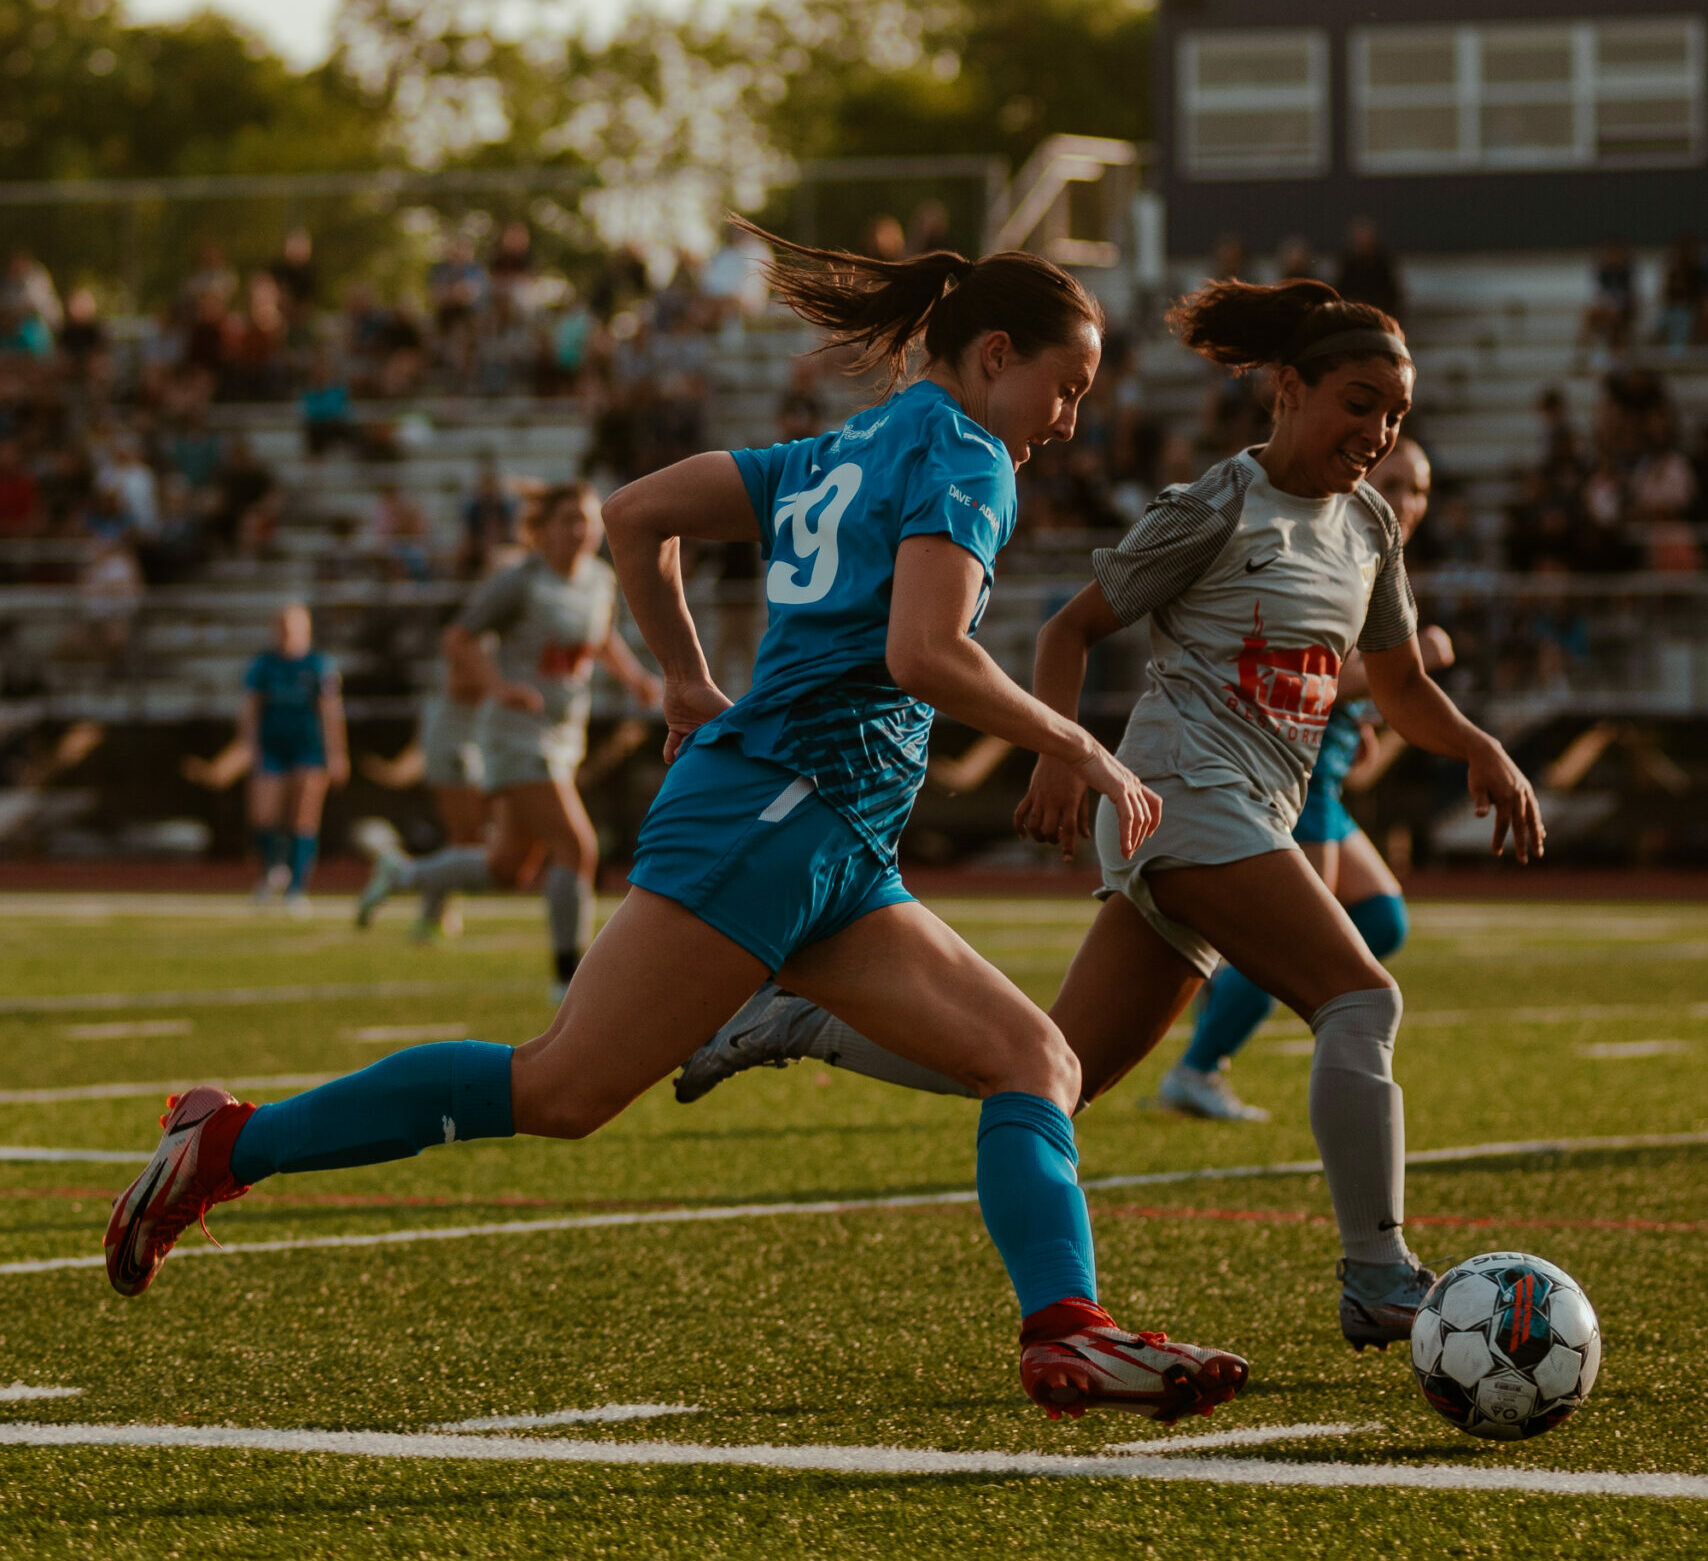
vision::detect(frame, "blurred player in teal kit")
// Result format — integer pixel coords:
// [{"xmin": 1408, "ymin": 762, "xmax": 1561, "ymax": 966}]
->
[
  {"xmin": 1159, "ymin": 436, "xmax": 1449, "ymax": 1121},
  {"xmin": 240, "ymin": 602, "xmax": 348, "ymax": 914},
  {"xmin": 106, "ymin": 220, "xmax": 1249, "ymax": 1425}
]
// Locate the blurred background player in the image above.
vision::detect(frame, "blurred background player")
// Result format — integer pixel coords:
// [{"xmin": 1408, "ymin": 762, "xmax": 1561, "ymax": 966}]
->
[
  {"xmin": 1159, "ymin": 435, "xmax": 1450, "ymax": 1120},
  {"xmin": 357, "ymin": 483, "xmax": 538, "ymax": 939},
  {"xmin": 185, "ymin": 601, "xmax": 347, "ymax": 914},
  {"xmin": 355, "ymin": 482, "xmax": 661, "ymax": 995}
]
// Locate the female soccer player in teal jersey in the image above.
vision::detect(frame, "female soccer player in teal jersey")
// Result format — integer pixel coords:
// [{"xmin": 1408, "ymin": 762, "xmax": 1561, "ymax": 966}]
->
[
  {"xmin": 675, "ymin": 278, "xmax": 1545, "ymax": 1354},
  {"xmin": 1159, "ymin": 437, "xmax": 1449, "ymax": 1122},
  {"xmin": 239, "ymin": 601, "xmax": 348, "ymax": 913},
  {"xmin": 105, "ymin": 222, "xmax": 1249, "ymax": 1425}
]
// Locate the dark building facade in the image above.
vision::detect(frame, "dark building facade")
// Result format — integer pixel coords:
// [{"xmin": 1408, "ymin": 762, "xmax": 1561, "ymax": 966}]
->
[{"xmin": 1155, "ymin": 0, "xmax": 1708, "ymax": 255}]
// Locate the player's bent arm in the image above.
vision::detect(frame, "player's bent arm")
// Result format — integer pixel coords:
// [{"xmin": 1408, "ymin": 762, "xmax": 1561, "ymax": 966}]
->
[
  {"xmin": 1364, "ymin": 638, "xmax": 1544, "ymax": 862},
  {"xmin": 603, "ymin": 452, "xmax": 761, "ymax": 683},
  {"xmin": 1032, "ymin": 582, "xmax": 1126, "ymax": 720},
  {"xmin": 235, "ymin": 692, "xmax": 260, "ymax": 765},
  {"xmin": 320, "ymin": 682, "xmax": 350, "ymax": 785},
  {"xmin": 442, "ymin": 623, "xmax": 502, "ymax": 700},
  {"xmin": 1340, "ymin": 627, "xmax": 1452, "ymax": 702},
  {"xmin": 604, "ymin": 452, "xmax": 761, "ymax": 758},
  {"xmin": 887, "ymin": 538, "xmax": 1155, "ymax": 856},
  {"xmin": 596, "ymin": 630, "xmax": 663, "ymax": 707}
]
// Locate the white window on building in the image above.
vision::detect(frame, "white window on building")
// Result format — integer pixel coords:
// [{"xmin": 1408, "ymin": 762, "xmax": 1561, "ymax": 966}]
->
[
  {"xmin": 1351, "ymin": 17, "xmax": 1704, "ymax": 174},
  {"xmin": 1178, "ymin": 30, "xmax": 1330, "ymax": 180}
]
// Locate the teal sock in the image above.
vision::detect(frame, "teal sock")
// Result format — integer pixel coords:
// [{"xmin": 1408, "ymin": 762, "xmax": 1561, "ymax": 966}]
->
[
  {"xmin": 1183, "ymin": 965, "xmax": 1275, "ymax": 1071},
  {"xmin": 252, "ymin": 828, "xmax": 284, "ymax": 871},
  {"xmin": 1347, "ymin": 893, "xmax": 1409, "ymax": 961},
  {"xmin": 976, "ymin": 1092, "xmax": 1097, "ymax": 1317},
  {"xmin": 229, "ymin": 1040, "xmax": 514, "ymax": 1183},
  {"xmin": 287, "ymin": 834, "xmax": 318, "ymax": 893}
]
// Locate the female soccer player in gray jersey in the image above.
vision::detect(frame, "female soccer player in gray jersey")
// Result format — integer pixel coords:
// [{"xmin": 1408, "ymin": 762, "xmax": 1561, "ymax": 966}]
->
[
  {"xmin": 355, "ymin": 483, "xmax": 663, "ymax": 991},
  {"xmin": 677, "ymin": 277, "xmax": 1545, "ymax": 1352}
]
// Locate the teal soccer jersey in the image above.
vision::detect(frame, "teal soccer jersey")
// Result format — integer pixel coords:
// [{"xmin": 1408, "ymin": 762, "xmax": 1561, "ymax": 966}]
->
[
  {"xmin": 245, "ymin": 650, "xmax": 335, "ymax": 753},
  {"xmin": 710, "ymin": 379, "xmax": 1017, "ymax": 859}
]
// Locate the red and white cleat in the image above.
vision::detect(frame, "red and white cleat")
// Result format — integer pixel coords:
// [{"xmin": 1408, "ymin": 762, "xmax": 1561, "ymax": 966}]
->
[
  {"xmin": 1020, "ymin": 1299, "xmax": 1250, "ymax": 1423},
  {"xmin": 103, "ymin": 1087, "xmax": 256, "ymax": 1297}
]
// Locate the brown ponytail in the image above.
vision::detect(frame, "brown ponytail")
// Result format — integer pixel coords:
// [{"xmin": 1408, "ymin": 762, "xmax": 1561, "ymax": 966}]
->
[
  {"xmin": 1165, "ymin": 277, "xmax": 1407, "ymax": 382},
  {"xmin": 730, "ymin": 215, "xmax": 1103, "ymax": 394}
]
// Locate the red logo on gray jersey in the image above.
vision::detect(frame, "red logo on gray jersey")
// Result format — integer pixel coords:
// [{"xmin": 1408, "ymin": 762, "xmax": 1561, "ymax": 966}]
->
[{"xmin": 1222, "ymin": 601, "xmax": 1340, "ymax": 742}]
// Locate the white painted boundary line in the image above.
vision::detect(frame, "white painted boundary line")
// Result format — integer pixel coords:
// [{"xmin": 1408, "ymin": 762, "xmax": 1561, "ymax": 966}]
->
[
  {"xmin": 434, "ymin": 1404, "xmax": 700, "ymax": 1431},
  {"xmin": 1, "ymin": 1422, "xmax": 1704, "ymax": 1499},
  {"xmin": 0, "ymin": 980, "xmax": 538, "ymax": 1016},
  {"xmin": 0, "ymin": 1146, "xmax": 148, "ymax": 1164},
  {"xmin": 5, "ymin": 1129, "xmax": 1706, "ymax": 1279},
  {"xmin": 0, "ymin": 1384, "xmax": 81, "ymax": 1402},
  {"xmin": 0, "ymin": 1074, "xmax": 336, "ymax": 1106},
  {"xmin": 59, "ymin": 1020, "xmax": 193, "ymax": 1042},
  {"xmin": 1111, "ymin": 1421, "xmax": 1376, "ymax": 1455}
]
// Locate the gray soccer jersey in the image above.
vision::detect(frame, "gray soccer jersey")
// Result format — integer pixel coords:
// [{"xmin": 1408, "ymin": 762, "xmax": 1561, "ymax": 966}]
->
[
  {"xmin": 458, "ymin": 551, "xmax": 616, "ymax": 730},
  {"xmin": 1091, "ymin": 448, "xmax": 1416, "ymax": 822}
]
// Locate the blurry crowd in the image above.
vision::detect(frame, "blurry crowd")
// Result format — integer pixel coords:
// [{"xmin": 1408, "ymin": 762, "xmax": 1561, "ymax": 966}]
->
[{"xmin": 3, "ymin": 209, "xmax": 1707, "ymax": 701}]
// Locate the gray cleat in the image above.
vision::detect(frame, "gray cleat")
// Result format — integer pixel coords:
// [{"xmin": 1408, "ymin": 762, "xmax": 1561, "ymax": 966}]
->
[
  {"xmin": 1158, "ymin": 1062, "xmax": 1270, "ymax": 1123},
  {"xmin": 1338, "ymin": 1254, "xmax": 1438, "ymax": 1351},
  {"xmin": 354, "ymin": 851, "xmax": 403, "ymax": 929},
  {"xmin": 674, "ymin": 983, "xmax": 823, "ymax": 1103}
]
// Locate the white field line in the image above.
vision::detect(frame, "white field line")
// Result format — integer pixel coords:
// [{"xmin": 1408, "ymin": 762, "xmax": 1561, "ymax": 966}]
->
[
  {"xmin": 0, "ymin": 1146, "xmax": 148, "ymax": 1164},
  {"xmin": 0, "ymin": 980, "xmax": 538, "ymax": 1016},
  {"xmin": 0, "ymin": 894, "xmax": 562, "ymax": 921},
  {"xmin": 5, "ymin": 1129, "xmax": 1706, "ymax": 1279},
  {"xmin": 433, "ymin": 1404, "xmax": 700, "ymax": 1431},
  {"xmin": 59, "ymin": 1020, "xmax": 193, "ymax": 1042},
  {"xmin": 0, "ymin": 1074, "xmax": 336, "ymax": 1106},
  {"xmin": 1578, "ymin": 1041, "xmax": 1692, "ymax": 1059},
  {"xmin": 0, "ymin": 1422, "xmax": 1704, "ymax": 1499},
  {"xmin": 1110, "ymin": 1420, "xmax": 1377, "ymax": 1455},
  {"xmin": 340, "ymin": 1024, "xmax": 471, "ymax": 1045},
  {"xmin": 0, "ymin": 1384, "xmax": 81, "ymax": 1401}
]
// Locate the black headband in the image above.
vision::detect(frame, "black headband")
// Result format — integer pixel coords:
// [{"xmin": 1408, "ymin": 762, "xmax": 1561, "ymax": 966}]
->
[{"xmin": 1288, "ymin": 329, "xmax": 1411, "ymax": 367}]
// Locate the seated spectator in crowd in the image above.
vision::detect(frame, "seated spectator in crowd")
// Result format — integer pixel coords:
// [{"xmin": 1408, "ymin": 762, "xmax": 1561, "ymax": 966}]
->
[
  {"xmin": 367, "ymin": 482, "xmax": 432, "ymax": 580},
  {"xmin": 1656, "ymin": 233, "xmax": 1705, "ymax": 354},
  {"xmin": 701, "ymin": 226, "xmax": 772, "ymax": 328},
  {"xmin": 163, "ymin": 411, "xmax": 223, "ymax": 494},
  {"xmin": 57, "ymin": 287, "xmax": 111, "ymax": 394},
  {"xmin": 3, "ymin": 250, "xmax": 62, "ymax": 335},
  {"xmin": 862, "ymin": 215, "xmax": 907, "ymax": 263},
  {"xmin": 223, "ymin": 272, "xmax": 289, "ymax": 401},
  {"xmin": 0, "ymin": 439, "xmax": 41, "ymax": 537},
  {"xmin": 301, "ymin": 351, "xmax": 355, "ymax": 457},
  {"xmin": 1276, "ymin": 234, "xmax": 1318, "ymax": 281},
  {"xmin": 1208, "ymin": 231, "xmax": 1247, "ymax": 283},
  {"xmin": 95, "ymin": 434, "xmax": 159, "ymax": 539},
  {"xmin": 1629, "ymin": 401, "xmax": 1700, "ymax": 571},
  {"xmin": 1533, "ymin": 385, "xmax": 1586, "ymax": 477},
  {"xmin": 906, "ymin": 200, "xmax": 952, "ymax": 257},
  {"xmin": 271, "ymin": 228, "xmax": 319, "ymax": 333},
  {"xmin": 1579, "ymin": 238, "xmax": 1635, "ymax": 360},
  {"xmin": 1336, "ymin": 217, "xmax": 1403, "ymax": 319},
  {"xmin": 69, "ymin": 530, "xmax": 144, "ymax": 676},
  {"xmin": 489, "ymin": 221, "xmax": 533, "ymax": 305},
  {"xmin": 210, "ymin": 436, "xmax": 279, "ymax": 557},
  {"xmin": 429, "ymin": 237, "xmax": 488, "ymax": 382},
  {"xmin": 458, "ymin": 456, "xmax": 518, "ymax": 578}
]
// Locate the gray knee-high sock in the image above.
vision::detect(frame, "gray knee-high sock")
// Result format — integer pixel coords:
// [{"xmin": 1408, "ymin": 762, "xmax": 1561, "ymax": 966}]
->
[
  {"xmin": 1308, "ymin": 986, "xmax": 1408, "ymax": 1265},
  {"xmin": 544, "ymin": 865, "xmax": 593, "ymax": 958},
  {"xmin": 399, "ymin": 846, "xmax": 492, "ymax": 896},
  {"xmin": 804, "ymin": 1012, "xmax": 977, "ymax": 1099}
]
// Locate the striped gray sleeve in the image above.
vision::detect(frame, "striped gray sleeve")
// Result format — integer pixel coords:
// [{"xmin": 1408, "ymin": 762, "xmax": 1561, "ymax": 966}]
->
[
  {"xmin": 1091, "ymin": 493, "xmax": 1241, "ymax": 627},
  {"xmin": 1353, "ymin": 486, "xmax": 1419, "ymax": 653}
]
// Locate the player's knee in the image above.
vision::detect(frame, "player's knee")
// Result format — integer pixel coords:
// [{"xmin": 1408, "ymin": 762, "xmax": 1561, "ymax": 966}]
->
[{"xmin": 975, "ymin": 1017, "xmax": 1080, "ymax": 1112}]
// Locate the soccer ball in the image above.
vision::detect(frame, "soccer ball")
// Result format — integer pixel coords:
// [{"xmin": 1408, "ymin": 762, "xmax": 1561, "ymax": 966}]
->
[{"xmin": 1410, "ymin": 1252, "xmax": 1601, "ymax": 1441}]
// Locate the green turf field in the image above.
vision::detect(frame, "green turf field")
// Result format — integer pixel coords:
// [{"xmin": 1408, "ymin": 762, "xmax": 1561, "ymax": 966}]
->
[{"xmin": 1, "ymin": 892, "xmax": 1705, "ymax": 1559}]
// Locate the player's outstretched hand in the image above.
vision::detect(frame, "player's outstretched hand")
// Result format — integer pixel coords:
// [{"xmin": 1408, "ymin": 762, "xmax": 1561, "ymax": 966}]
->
[
  {"xmin": 1015, "ymin": 755, "xmax": 1093, "ymax": 860},
  {"xmin": 662, "ymin": 676, "xmax": 733, "ymax": 764},
  {"xmin": 1467, "ymin": 734, "xmax": 1545, "ymax": 863}
]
